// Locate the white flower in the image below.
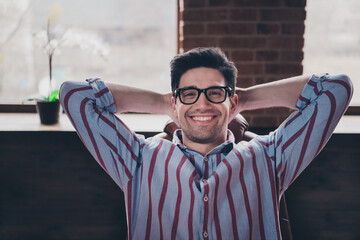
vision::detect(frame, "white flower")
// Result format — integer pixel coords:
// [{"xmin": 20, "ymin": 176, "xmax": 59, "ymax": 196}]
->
[{"xmin": 34, "ymin": 26, "xmax": 109, "ymax": 59}]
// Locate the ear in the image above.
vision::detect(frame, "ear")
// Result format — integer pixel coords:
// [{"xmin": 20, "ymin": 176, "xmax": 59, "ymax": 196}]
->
[
  {"xmin": 171, "ymin": 96, "xmax": 178, "ymax": 119},
  {"xmin": 228, "ymin": 94, "xmax": 238, "ymax": 123}
]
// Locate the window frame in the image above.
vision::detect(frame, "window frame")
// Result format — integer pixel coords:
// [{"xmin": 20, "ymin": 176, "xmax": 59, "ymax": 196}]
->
[{"xmin": 1, "ymin": 0, "xmax": 359, "ymax": 116}]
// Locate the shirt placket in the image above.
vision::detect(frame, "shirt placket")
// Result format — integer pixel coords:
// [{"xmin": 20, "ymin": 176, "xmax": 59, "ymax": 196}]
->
[{"xmin": 202, "ymin": 178, "xmax": 210, "ymax": 239}]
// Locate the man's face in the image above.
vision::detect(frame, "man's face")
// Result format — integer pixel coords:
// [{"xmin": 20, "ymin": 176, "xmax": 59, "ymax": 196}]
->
[{"xmin": 172, "ymin": 67, "xmax": 238, "ymax": 146}]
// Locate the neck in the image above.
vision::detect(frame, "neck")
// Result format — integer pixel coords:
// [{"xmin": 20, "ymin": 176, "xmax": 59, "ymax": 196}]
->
[{"xmin": 182, "ymin": 136, "xmax": 226, "ymax": 156}]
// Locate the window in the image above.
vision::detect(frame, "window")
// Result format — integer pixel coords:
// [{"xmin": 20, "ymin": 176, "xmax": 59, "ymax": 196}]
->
[
  {"xmin": 0, "ymin": 0, "xmax": 177, "ymax": 103},
  {"xmin": 303, "ymin": 0, "xmax": 360, "ymax": 105}
]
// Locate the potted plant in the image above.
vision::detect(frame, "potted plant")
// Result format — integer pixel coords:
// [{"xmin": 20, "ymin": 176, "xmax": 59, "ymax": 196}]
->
[
  {"xmin": 30, "ymin": 5, "xmax": 63, "ymax": 125},
  {"xmin": 26, "ymin": 4, "xmax": 109, "ymax": 125}
]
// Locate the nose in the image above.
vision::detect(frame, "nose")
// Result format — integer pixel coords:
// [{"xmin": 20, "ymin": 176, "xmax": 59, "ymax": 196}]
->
[{"xmin": 195, "ymin": 91, "xmax": 212, "ymax": 108}]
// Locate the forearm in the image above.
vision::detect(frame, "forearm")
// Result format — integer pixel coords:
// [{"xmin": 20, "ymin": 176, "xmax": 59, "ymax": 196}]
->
[
  {"xmin": 237, "ymin": 75, "xmax": 310, "ymax": 112},
  {"xmin": 107, "ymin": 83, "xmax": 172, "ymax": 115}
]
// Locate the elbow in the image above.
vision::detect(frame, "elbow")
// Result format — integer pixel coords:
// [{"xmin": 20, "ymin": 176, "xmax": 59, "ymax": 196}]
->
[
  {"xmin": 59, "ymin": 81, "xmax": 72, "ymax": 105},
  {"xmin": 337, "ymin": 74, "xmax": 354, "ymax": 98}
]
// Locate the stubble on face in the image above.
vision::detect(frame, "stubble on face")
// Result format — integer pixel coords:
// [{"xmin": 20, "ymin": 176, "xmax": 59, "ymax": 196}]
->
[{"xmin": 181, "ymin": 109, "xmax": 226, "ymax": 144}]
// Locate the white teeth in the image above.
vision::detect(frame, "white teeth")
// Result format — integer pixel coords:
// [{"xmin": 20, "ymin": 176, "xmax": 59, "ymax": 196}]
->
[{"xmin": 192, "ymin": 116, "xmax": 212, "ymax": 121}]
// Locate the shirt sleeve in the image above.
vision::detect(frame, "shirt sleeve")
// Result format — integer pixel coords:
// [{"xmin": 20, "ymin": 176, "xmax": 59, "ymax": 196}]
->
[
  {"xmin": 59, "ymin": 78, "xmax": 145, "ymax": 190},
  {"xmin": 257, "ymin": 73, "xmax": 353, "ymax": 195}
]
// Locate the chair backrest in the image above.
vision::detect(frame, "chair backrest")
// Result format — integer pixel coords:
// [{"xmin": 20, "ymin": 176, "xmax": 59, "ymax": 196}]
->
[{"xmin": 157, "ymin": 114, "xmax": 293, "ymax": 240}]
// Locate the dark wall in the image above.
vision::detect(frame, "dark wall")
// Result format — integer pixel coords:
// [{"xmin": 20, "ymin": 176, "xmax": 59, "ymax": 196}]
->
[
  {"xmin": 0, "ymin": 132, "xmax": 127, "ymax": 240},
  {"xmin": 1, "ymin": 131, "xmax": 359, "ymax": 240}
]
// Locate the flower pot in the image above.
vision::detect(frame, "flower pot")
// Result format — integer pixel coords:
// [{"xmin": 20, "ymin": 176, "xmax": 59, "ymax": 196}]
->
[{"xmin": 36, "ymin": 100, "xmax": 60, "ymax": 125}]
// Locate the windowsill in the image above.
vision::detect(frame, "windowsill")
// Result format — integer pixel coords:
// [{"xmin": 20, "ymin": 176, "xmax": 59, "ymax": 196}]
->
[
  {"xmin": 0, "ymin": 113, "xmax": 171, "ymax": 133},
  {"xmin": 0, "ymin": 113, "xmax": 359, "ymax": 134}
]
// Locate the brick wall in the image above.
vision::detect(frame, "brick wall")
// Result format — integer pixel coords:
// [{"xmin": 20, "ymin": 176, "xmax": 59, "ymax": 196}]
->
[{"xmin": 179, "ymin": 0, "xmax": 306, "ymax": 127}]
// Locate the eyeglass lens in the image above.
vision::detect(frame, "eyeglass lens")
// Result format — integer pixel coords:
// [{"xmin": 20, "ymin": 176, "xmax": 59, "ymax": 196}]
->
[{"xmin": 179, "ymin": 87, "xmax": 227, "ymax": 104}]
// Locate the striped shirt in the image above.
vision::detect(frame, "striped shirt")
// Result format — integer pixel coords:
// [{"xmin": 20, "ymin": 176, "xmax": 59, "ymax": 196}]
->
[{"xmin": 60, "ymin": 74, "xmax": 353, "ymax": 240}]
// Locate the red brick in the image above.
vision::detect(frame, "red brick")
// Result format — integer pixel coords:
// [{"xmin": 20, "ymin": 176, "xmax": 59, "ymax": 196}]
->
[
  {"xmin": 182, "ymin": 9, "xmax": 206, "ymax": 22},
  {"xmin": 230, "ymin": 9, "xmax": 258, "ymax": 21},
  {"xmin": 206, "ymin": 9, "xmax": 229, "ymax": 21},
  {"xmin": 286, "ymin": 0, "xmax": 306, "ymax": 7},
  {"xmin": 233, "ymin": 0, "xmax": 284, "ymax": 7},
  {"xmin": 209, "ymin": 0, "xmax": 230, "ymax": 7},
  {"xmin": 183, "ymin": 23, "xmax": 205, "ymax": 35},
  {"xmin": 267, "ymin": 36, "xmax": 304, "ymax": 49},
  {"xmin": 236, "ymin": 76, "xmax": 255, "ymax": 88},
  {"xmin": 183, "ymin": 0, "xmax": 207, "ymax": 8},
  {"xmin": 256, "ymin": 50, "xmax": 279, "ymax": 61},
  {"xmin": 219, "ymin": 37, "xmax": 266, "ymax": 48},
  {"xmin": 281, "ymin": 50, "xmax": 304, "ymax": 61},
  {"xmin": 260, "ymin": 9, "xmax": 306, "ymax": 21},
  {"xmin": 282, "ymin": 23, "xmax": 305, "ymax": 35},
  {"xmin": 255, "ymin": 77, "xmax": 266, "ymax": 84},
  {"xmin": 231, "ymin": 50, "xmax": 254, "ymax": 62},
  {"xmin": 207, "ymin": 23, "xmax": 256, "ymax": 35},
  {"xmin": 236, "ymin": 63, "xmax": 264, "ymax": 75},
  {"xmin": 257, "ymin": 23, "xmax": 280, "ymax": 34},
  {"xmin": 182, "ymin": 37, "xmax": 218, "ymax": 49},
  {"xmin": 265, "ymin": 63, "xmax": 303, "ymax": 75}
]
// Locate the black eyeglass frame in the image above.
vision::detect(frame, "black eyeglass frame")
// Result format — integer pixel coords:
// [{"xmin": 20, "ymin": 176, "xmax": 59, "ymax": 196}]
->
[{"xmin": 173, "ymin": 86, "xmax": 233, "ymax": 105}]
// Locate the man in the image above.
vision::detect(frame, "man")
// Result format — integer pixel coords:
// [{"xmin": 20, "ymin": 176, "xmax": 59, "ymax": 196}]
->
[{"xmin": 60, "ymin": 47, "xmax": 353, "ymax": 239}]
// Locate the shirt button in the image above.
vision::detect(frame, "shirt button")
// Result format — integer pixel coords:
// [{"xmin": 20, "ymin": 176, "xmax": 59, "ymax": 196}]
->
[
  {"xmin": 203, "ymin": 194, "xmax": 208, "ymax": 202},
  {"xmin": 204, "ymin": 156, "xmax": 208, "ymax": 162},
  {"xmin": 203, "ymin": 231, "xmax": 208, "ymax": 238}
]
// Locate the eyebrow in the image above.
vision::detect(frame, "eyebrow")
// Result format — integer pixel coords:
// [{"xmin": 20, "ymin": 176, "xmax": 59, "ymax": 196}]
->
[{"xmin": 179, "ymin": 85, "xmax": 226, "ymax": 89}]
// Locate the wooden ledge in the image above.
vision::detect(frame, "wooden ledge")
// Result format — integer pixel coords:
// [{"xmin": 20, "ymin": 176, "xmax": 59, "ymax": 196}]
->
[{"xmin": 0, "ymin": 113, "xmax": 359, "ymax": 134}]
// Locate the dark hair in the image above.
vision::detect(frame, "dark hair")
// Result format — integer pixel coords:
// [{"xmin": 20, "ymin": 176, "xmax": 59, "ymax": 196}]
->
[{"xmin": 170, "ymin": 47, "xmax": 237, "ymax": 95}]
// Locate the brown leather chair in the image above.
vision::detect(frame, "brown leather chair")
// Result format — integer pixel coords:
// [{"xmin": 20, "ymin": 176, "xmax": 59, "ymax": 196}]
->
[{"xmin": 157, "ymin": 114, "xmax": 293, "ymax": 240}]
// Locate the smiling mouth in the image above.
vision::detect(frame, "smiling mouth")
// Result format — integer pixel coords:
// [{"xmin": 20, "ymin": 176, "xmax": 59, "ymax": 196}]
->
[{"xmin": 191, "ymin": 116, "xmax": 213, "ymax": 121}]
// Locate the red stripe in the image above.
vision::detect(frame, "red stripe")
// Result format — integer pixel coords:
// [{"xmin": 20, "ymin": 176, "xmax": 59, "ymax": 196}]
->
[
  {"xmin": 223, "ymin": 159, "xmax": 239, "ymax": 240},
  {"xmin": 213, "ymin": 172, "xmax": 222, "ymax": 240},
  {"xmin": 234, "ymin": 149, "xmax": 253, "ymax": 239},
  {"xmin": 101, "ymin": 136, "xmax": 132, "ymax": 179},
  {"xmin": 308, "ymin": 79, "xmax": 317, "ymax": 87},
  {"xmin": 299, "ymin": 95, "xmax": 309, "ymax": 103},
  {"xmin": 171, "ymin": 155, "xmax": 187, "ymax": 239},
  {"xmin": 115, "ymin": 116, "xmax": 139, "ymax": 142},
  {"xmin": 80, "ymin": 98, "xmax": 108, "ymax": 173},
  {"xmin": 145, "ymin": 140, "xmax": 164, "ymax": 239},
  {"xmin": 216, "ymin": 153, "xmax": 221, "ymax": 165},
  {"xmin": 203, "ymin": 180, "xmax": 210, "ymax": 239},
  {"xmin": 110, "ymin": 151, "xmax": 121, "ymax": 181},
  {"xmin": 62, "ymin": 86, "xmax": 92, "ymax": 140},
  {"xmin": 127, "ymin": 181, "xmax": 132, "ymax": 240},
  {"xmin": 289, "ymin": 104, "xmax": 318, "ymax": 185},
  {"xmin": 279, "ymin": 161, "xmax": 288, "ymax": 193},
  {"xmin": 104, "ymin": 101, "xmax": 115, "ymax": 109},
  {"xmin": 94, "ymin": 108, "xmax": 138, "ymax": 162},
  {"xmin": 188, "ymin": 170, "xmax": 197, "ymax": 240},
  {"xmin": 263, "ymin": 150, "xmax": 281, "ymax": 239},
  {"xmin": 281, "ymin": 122, "xmax": 307, "ymax": 153},
  {"xmin": 204, "ymin": 157, "xmax": 209, "ymax": 179},
  {"xmin": 189, "ymin": 155, "xmax": 195, "ymax": 165},
  {"xmin": 249, "ymin": 147, "xmax": 266, "ymax": 239},
  {"xmin": 87, "ymin": 78, "xmax": 100, "ymax": 84},
  {"xmin": 285, "ymin": 111, "xmax": 302, "ymax": 128},
  {"xmin": 325, "ymin": 79, "xmax": 352, "ymax": 104},
  {"xmin": 315, "ymin": 91, "xmax": 335, "ymax": 155},
  {"xmin": 276, "ymin": 135, "xmax": 283, "ymax": 149},
  {"xmin": 314, "ymin": 85, "xmax": 320, "ymax": 95},
  {"xmin": 94, "ymin": 87, "xmax": 109, "ymax": 98},
  {"xmin": 158, "ymin": 144, "xmax": 176, "ymax": 240}
]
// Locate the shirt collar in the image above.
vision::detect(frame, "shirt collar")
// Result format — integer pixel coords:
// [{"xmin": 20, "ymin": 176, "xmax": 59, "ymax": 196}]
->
[{"xmin": 173, "ymin": 129, "xmax": 235, "ymax": 156}]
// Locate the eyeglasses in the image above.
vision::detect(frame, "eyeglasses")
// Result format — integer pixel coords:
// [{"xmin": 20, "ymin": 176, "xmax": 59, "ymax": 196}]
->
[{"xmin": 174, "ymin": 86, "xmax": 233, "ymax": 105}]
